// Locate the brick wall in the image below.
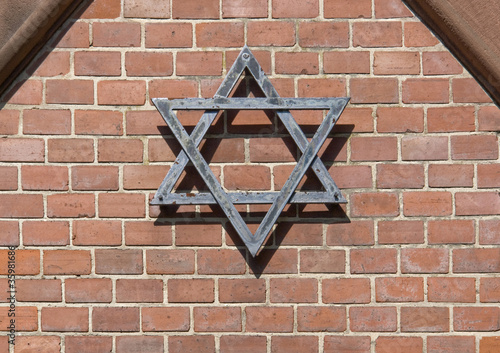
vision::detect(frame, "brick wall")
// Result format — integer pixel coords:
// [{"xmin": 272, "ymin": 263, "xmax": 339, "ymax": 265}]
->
[{"xmin": 0, "ymin": 0, "xmax": 500, "ymax": 352}]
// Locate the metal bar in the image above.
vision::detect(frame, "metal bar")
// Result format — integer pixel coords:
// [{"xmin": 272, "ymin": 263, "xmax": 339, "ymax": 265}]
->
[
  {"xmin": 150, "ymin": 191, "xmax": 347, "ymax": 205},
  {"xmin": 161, "ymin": 97, "xmax": 340, "ymax": 110}
]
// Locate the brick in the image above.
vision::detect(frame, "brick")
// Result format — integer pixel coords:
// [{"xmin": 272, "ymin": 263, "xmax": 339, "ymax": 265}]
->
[
  {"xmin": 273, "ymin": 0, "xmax": 318, "ymax": 18},
  {"xmin": 74, "ymin": 51, "xmax": 121, "ymax": 76},
  {"xmin": 375, "ymin": 277, "xmax": 423, "ymax": 302},
  {"xmin": 247, "ymin": 21, "xmax": 295, "ymax": 46},
  {"xmin": 478, "ymin": 164, "xmax": 500, "ymax": 188},
  {"xmin": 480, "ymin": 337, "xmax": 500, "ymax": 353},
  {"xmin": 271, "ymin": 336, "xmax": 318, "ymax": 353},
  {"xmin": 98, "ymin": 193, "xmax": 145, "ymax": 218},
  {"xmin": 453, "ymin": 78, "xmax": 492, "ymax": 103},
  {"xmin": 43, "ymin": 250, "xmax": 91, "ymax": 275},
  {"xmin": 15, "ymin": 336, "xmax": 60, "ymax": 352},
  {"xmin": 374, "ymin": 51, "xmax": 419, "ymax": 75},
  {"xmin": 56, "ymin": 22, "xmax": 89, "ymax": 48},
  {"xmin": 23, "ymin": 109, "xmax": 71, "ymax": 134},
  {"xmin": 173, "ymin": 0, "xmax": 218, "ymax": 18},
  {"xmin": 324, "ymin": 51, "xmax": 370, "ymax": 74},
  {"xmin": 98, "ymin": 80, "xmax": 146, "ymax": 105},
  {"xmin": 299, "ymin": 21, "xmax": 348, "ymax": 47},
  {"xmin": 73, "ymin": 220, "xmax": 121, "ymax": 246},
  {"xmin": 198, "ymin": 249, "xmax": 245, "ymax": 275},
  {"xmin": 17, "ymin": 279, "xmax": 61, "ymax": 302},
  {"xmin": 145, "ymin": 23, "xmax": 193, "ymax": 48},
  {"xmin": 403, "ymin": 78, "xmax": 449, "ymax": 103},
  {"xmin": 98, "ymin": 139, "xmax": 143, "ymax": 162},
  {"xmin": 403, "ymin": 191, "xmax": 452, "ymax": 216},
  {"xmin": 72, "ymin": 166, "xmax": 118, "ymax": 191},
  {"xmin": 46, "ymin": 79, "xmax": 94, "ymax": 104},
  {"xmin": 0, "ymin": 194, "xmax": 43, "ymax": 218},
  {"xmin": 275, "ymin": 52, "xmax": 319, "ymax": 74},
  {"xmin": 350, "ymin": 192, "xmax": 399, "ymax": 217},
  {"xmin": 324, "ymin": 336, "xmax": 371, "ymax": 353},
  {"xmin": 270, "ymin": 278, "xmax": 317, "ymax": 303},
  {"xmin": 123, "ymin": 165, "xmax": 168, "ymax": 190},
  {"xmin": 222, "ymin": 0, "xmax": 267, "ymax": 17},
  {"xmin": 116, "ymin": 336, "xmax": 163, "ymax": 353},
  {"xmin": 66, "ymin": 336, "xmax": 112, "ymax": 353},
  {"xmin": 481, "ymin": 278, "xmax": 500, "ymax": 302},
  {"xmin": 147, "ymin": 249, "xmax": 195, "ymax": 274},
  {"xmin": 326, "ymin": 221, "xmax": 373, "ymax": 246},
  {"xmin": 0, "ymin": 110, "xmax": 19, "ymax": 134},
  {"xmin": 224, "ymin": 165, "xmax": 271, "ymax": 190},
  {"xmin": 375, "ymin": 0, "xmax": 412, "ymax": 18},
  {"xmin": 93, "ymin": 307, "xmax": 140, "ymax": 332},
  {"xmin": 401, "ymin": 248, "xmax": 449, "ymax": 273},
  {"xmin": 249, "ymin": 249, "xmax": 298, "ymax": 274},
  {"xmin": 480, "ymin": 220, "xmax": 500, "ymax": 245},
  {"xmin": 354, "ymin": 22, "xmax": 402, "ymax": 47},
  {"xmin": 350, "ymin": 78, "xmax": 399, "ymax": 103},
  {"xmin": 275, "ymin": 222, "xmax": 323, "ymax": 246},
  {"xmin": 298, "ymin": 78, "xmax": 346, "ymax": 97},
  {"xmin": 116, "ymin": 279, "xmax": 163, "ymax": 303},
  {"xmin": 351, "ymin": 136, "xmax": 398, "ymax": 161},
  {"xmin": 324, "ymin": 0, "xmax": 371, "ymax": 18},
  {"xmin": 23, "ymin": 221, "xmax": 69, "ymax": 246},
  {"xmin": 47, "ymin": 193, "xmax": 95, "ymax": 218},
  {"xmin": 427, "ymin": 336, "xmax": 474, "ymax": 353},
  {"xmin": 32, "ymin": 51, "xmax": 70, "ymax": 76},
  {"xmin": 124, "ymin": 0, "xmax": 170, "ymax": 18},
  {"xmin": 451, "ymin": 135, "xmax": 498, "ymax": 160},
  {"xmin": 22, "ymin": 165, "xmax": 68, "ymax": 191},
  {"xmin": 428, "ymin": 220, "xmax": 474, "ymax": 244},
  {"xmin": 300, "ymin": 250, "xmax": 345, "ymax": 273},
  {"xmin": 41, "ymin": 307, "xmax": 88, "ymax": 332},
  {"xmin": 377, "ymin": 107, "xmax": 424, "ymax": 133},
  {"xmin": 479, "ymin": 106, "xmax": 500, "ymax": 131},
  {"xmin": 168, "ymin": 279, "xmax": 214, "ymax": 303},
  {"xmin": 428, "ymin": 277, "xmax": 475, "ymax": 303},
  {"xmin": 246, "ymin": 307, "xmax": 293, "ymax": 332},
  {"xmin": 142, "ymin": 307, "xmax": 189, "ymax": 332},
  {"xmin": 351, "ymin": 248, "xmax": 397, "ymax": 274},
  {"xmin": 404, "ymin": 22, "xmax": 439, "ymax": 47},
  {"xmin": 423, "ymin": 51, "xmax": 463, "ymax": 75},
  {"xmin": 329, "ymin": 165, "xmax": 373, "ymax": 189},
  {"xmin": 454, "ymin": 307, "xmax": 500, "ymax": 331},
  {"xmin": 377, "ymin": 164, "xmax": 424, "ymax": 189},
  {"xmin": 177, "ymin": 52, "xmax": 222, "ymax": 76},
  {"xmin": 0, "ymin": 138, "xmax": 44, "ymax": 162},
  {"xmin": 226, "ymin": 51, "xmax": 272, "ymax": 74},
  {"xmin": 220, "ymin": 336, "xmax": 266, "ymax": 353},
  {"xmin": 125, "ymin": 221, "xmax": 171, "ymax": 246},
  {"xmin": 169, "ymin": 336, "xmax": 215, "ymax": 353},
  {"xmin": 454, "ymin": 248, "xmax": 500, "ymax": 273},
  {"xmin": 219, "ymin": 279, "xmax": 266, "ymax": 303},
  {"xmin": 149, "ymin": 80, "xmax": 198, "ymax": 100},
  {"xmin": 0, "ymin": 306, "xmax": 37, "ymax": 331},
  {"xmin": 125, "ymin": 52, "xmax": 173, "ymax": 77},
  {"xmin": 428, "ymin": 164, "xmax": 474, "ymax": 188},
  {"xmin": 95, "ymin": 249, "xmax": 142, "ymax": 274},
  {"xmin": 401, "ymin": 307, "xmax": 449, "ymax": 332},
  {"xmin": 376, "ymin": 337, "xmax": 423, "ymax": 353},
  {"xmin": 350, "ymin": 307, "xmax": 397, "ymax": 332},
  {"xmin": 75, "ymin": 110, "xmax": 123, "ymax": 135},
  {"xmin": 402, "ymin": 136, "xmax": 448, "ymax": 160},
  {"xmin": 196, "ymin": 22, "xmax": 244, "ymax": 48},
  {"xmin": 456, "ymin": 192, "xmax": 500, "ymax": 216},
  {"xmin": 0, "ymin": 221, "xmax": 18, "ymax": 246},
  {"xmin": 175, "ymin": 224, "xmax": 221, "ymax": 246},
  {"xmin": 4, "ymin": 80, "xmax": 42, "ymax": 105},
  {"xmin": 48, "ymin": 138, "xmax": 94, "ymax": 162},
  {"xmin": 298, "ymin": 307, "xmax": 346, "ymax": 332},
  {"xmin": 194, "ymin": 307, "xmax": 241, "ymax": 332},
  {"xmin": 93, "ymin": 22, "xmax": 141, "ymax": 47},
  {"xmin": 81, "ymin": 0, "xmax": 120, "ymax": 19},
  {"xmin": 65, "ymin": 278, "xmax": 112, "ymax": 303}
]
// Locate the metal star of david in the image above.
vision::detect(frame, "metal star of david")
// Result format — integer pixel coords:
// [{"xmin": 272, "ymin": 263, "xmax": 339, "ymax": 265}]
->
[{"xmin": 151, "ymin": 46, "xmax": 349, "ymax": 257}]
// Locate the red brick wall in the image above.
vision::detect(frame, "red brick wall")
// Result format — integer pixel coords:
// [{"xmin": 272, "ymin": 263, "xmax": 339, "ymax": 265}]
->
[{"xmin": 0, "ymin": 0, "xmax": 500, "ymax": 351}]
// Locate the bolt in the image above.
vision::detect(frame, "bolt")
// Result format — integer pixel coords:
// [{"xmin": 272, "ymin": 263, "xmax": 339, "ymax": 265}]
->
[{"xmin": 243, "ymin": 53, "xmax": 250, "ymax": 60}]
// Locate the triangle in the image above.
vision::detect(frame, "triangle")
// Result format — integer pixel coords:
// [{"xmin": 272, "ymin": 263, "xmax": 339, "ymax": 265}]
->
[{"xmin": 151, "ymin": 46, "xmax": 349, "ymax": 257}]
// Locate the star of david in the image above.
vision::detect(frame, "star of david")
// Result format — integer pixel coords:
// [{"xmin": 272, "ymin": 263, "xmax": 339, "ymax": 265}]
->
[{"xmin": 151, "ymin": 46, "xmax": 349, "ymax": 257}]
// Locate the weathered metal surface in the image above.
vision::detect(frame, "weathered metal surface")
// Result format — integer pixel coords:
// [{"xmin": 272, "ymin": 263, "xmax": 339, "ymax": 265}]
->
[{"xmin": 152, "ymin": 46, "xmax": 349, "ymax": 257}]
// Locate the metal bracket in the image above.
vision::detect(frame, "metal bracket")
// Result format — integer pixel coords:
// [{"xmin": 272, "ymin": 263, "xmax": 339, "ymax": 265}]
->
[{"xmin": 151, "ymin": 46, "xmax": 349, "ymax": 257}]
